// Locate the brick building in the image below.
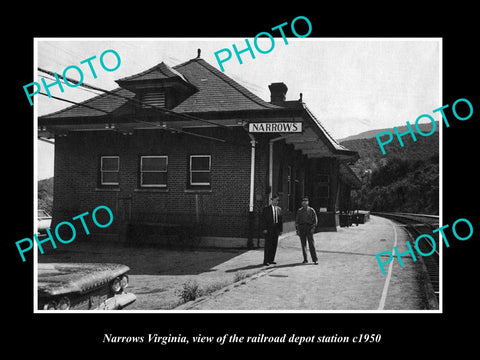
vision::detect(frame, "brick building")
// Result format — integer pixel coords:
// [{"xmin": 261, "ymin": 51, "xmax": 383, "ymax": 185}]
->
[{"xmin": 38, "ymin": 51, "xmax": 361, "ymax": 248}]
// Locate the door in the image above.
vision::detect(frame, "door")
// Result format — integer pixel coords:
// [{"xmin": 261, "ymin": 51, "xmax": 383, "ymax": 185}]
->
[{"xmin": 117, "ymin": 195, "xmax": 132, "ymax": 222}]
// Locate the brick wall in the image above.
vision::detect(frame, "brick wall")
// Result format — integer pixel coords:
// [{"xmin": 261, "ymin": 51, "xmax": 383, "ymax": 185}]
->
[
  {"xmin": 52, "ymin": 126, "xmax": 342, "ymax": 243},
  {"xmin": 52, "ymin": 126, "xmax": 254, "ymax": 241}
]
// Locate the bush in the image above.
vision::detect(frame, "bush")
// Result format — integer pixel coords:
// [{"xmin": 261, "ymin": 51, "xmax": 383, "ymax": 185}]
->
[
  {"xmin": 370, "ymin": 157, "xmax": 410, "ymax": 187},
  {"xmin": 176, "ymin": 274, "xmax": 248, "ymax": 304},
  {"xmin": 175, "ymin": 280, "xmax": 201, "ymax": 303},
  {"xmin": 234, "ymin": 271, "xmax": 248, "ymax": 282}
]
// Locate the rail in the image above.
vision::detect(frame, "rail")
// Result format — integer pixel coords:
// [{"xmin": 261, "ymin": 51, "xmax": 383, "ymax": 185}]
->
[
  {"xmin": 372, "ymin": 212, "xmax": 439, "ymax": 225},
  {"xmin": 372, "ymin": 212, "xmax": 440, "ymax": 309}
]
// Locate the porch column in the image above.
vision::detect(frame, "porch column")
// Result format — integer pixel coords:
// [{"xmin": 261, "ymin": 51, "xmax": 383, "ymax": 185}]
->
[{"xmin": 247, "ymin": 134, "xmax": 256, "ymax": 249}]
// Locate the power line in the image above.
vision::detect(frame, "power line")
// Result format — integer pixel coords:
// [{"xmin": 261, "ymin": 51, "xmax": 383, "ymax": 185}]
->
[
  {"xmin": 37, "ymin": 73, "xmax": 104, "ymax": 98},
  {"xmin": 41, "ymin": 42, "xmax": 82, "ymax": 60},
  {"xmin": 38, "ymin": 67, "xmax": 231, "ymax": 130},
  {"xmin": 38, "ymin": 91, "xmax": 228, "ymax": 144},
  {"xmin": 39, "ymin": 92, "xmax": 110, "ymax": 114}
]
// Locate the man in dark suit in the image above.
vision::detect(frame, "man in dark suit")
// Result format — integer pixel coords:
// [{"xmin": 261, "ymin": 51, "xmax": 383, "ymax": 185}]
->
[{"xmin": 262, "ymin": 194, "xmax": 283, "ymax": 266}]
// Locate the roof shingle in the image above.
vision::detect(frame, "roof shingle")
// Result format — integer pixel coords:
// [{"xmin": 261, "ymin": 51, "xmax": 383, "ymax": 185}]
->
[
  {"xmin": 40, "ymin": 57, "xmax": 280, "ymax": 120},
  {"xmin": 171, "ymin": 58, "xmax": 281, "ymax": 113},
  {"xmin": 38, "ymin": 54, "xmax": 359, "ymax": 163},
  {"xmin": 40, "ymin": 87, "xmax": 135, "ymax": 119},
  {"xmin": 116, "ymin": 61, "xmax": 190, "ymax": 84}
]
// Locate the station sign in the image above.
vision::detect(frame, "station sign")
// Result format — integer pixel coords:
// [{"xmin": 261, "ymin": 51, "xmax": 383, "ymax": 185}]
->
[{"xmin": 248, "ymin": 122, "xmax": 303, "ymax": 133}]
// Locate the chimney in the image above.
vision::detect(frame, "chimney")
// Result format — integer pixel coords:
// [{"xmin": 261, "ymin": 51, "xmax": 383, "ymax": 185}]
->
[{"xmin": 268, "ymin": 82, "xmax": 288, "ymax": 104}]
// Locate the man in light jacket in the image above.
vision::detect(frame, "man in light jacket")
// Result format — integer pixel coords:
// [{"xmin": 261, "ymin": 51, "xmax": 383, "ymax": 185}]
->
[{"xmin": 295, "ymin": 196, "xmax": 318, "ymax": 264}]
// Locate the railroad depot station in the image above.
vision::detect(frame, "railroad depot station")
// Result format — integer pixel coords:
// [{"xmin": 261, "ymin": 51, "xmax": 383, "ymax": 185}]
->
[{"xmin": 38, "ymin": 50, "xmax": 362, "ymax": 248}]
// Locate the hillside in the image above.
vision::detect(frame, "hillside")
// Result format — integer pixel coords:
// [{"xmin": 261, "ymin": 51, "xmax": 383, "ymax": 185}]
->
[
  {"xmin": 342, "ymin": 132, "xmax": 439, "ymax": 174},
  {"xmin": 341, "ymin": 132, "xmax": 439, "ymax": 214},
  {"xmin": 38, "ymin": 177, "xmax": 53, "ymax": 214},
  {"xmin": 338, "ymin": 121, "xmax": 439, "ymax": 142}
]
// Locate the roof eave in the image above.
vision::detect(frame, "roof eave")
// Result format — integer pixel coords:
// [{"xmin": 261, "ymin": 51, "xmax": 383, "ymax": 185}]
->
[{"xmin": 115, "ymin": 77, "xmax": 198, "ymax": 92}]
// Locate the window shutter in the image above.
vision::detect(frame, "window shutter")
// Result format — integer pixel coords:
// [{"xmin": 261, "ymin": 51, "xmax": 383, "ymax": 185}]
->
[{"xmin": 142, "ymin": 91, "xmax": 165, "ymax": 108}]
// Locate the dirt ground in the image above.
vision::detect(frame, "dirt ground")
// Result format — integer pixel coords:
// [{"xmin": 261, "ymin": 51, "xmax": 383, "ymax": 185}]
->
[
  {"xmin": 36, "ymin": 216, "xmax": 435, "ymax": 311},
  {"xmin": 37, "ymin": 239, "xmax": 269, "ymax": 310}
]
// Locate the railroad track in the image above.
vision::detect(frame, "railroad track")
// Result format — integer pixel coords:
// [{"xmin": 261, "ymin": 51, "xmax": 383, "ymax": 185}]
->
[{"xmin": 372, "ymin": 212, "xmax": 440, "ymax": 309}]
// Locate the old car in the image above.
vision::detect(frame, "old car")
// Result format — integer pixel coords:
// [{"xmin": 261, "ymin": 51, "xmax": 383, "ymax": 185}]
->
[
  {"xmin": 38, "ymin": 263, "xmax": 136, "ymax": 310},
  {"xmin": 38, "ymin": 209, "xmax": 52, "ymax": 234}
]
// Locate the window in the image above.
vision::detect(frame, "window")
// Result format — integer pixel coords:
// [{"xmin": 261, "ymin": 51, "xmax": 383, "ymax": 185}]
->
[
  {"xmin": 100, "ymin": 156, "xmax": 119, "ymax": 185},
  {"xmin": 140, "ymin": 156, "xmax": 168, "ymax": 187},
  {"xmin": 318, "ymin": 175, "xmax": 330, "ymax": 183},
  {"xmin": 318, "ymin": 174, "xmax": 329, "ymax": 198},
  {"xmin": 318, "ymin": 185, "xmax": 329, "ymax": 198},
  {"xmin": 190, "ymin": 155, "xmax": 211, "ymax": 186}
]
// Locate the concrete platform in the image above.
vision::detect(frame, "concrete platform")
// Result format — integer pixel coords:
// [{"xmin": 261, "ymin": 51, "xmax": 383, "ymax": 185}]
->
[
  {"xmin": 37, "ymin": 215, "xmax": 438, "ymax": 311},
  {"xmin": 177, "ymin": 215, "xmax": 438, "ymax": 311}
]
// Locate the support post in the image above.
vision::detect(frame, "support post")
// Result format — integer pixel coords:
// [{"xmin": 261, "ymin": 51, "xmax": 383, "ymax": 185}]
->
[
  {"xmin": 269, "ymin": 136, "xmax": 286, "ymax": 201},
  {"xmin": 248, "ymin": 134, "xmax": 256, "ymax": 249}
]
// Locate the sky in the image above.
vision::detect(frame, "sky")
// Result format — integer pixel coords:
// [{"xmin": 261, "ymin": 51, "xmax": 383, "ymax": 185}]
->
[{"xmin": 35, "ymin": 38, "xmax": 441, "ymax": 179}]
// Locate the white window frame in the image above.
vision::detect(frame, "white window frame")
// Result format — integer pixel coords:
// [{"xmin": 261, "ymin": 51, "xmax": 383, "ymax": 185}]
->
[
  {"xmin": 190, "ymin": 155, "xmax": 211, "ymax": 186},
  {"xmin": 100, "ymin": 156, "xmax": 119, "ymax": 186},
  {"xmin": 140, "ymin": 155, "xmax": 168, "ymax": 188}
]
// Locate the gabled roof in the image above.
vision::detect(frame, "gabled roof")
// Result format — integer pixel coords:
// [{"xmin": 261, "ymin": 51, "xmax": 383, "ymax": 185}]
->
[
  {"xmin": 39, "ymin": 87, "xmax": 136, "ymax": 119},
  {"xmin": 116, "ymin": 61, "xmax": 189, "ymax": 83},
  {"xmin": 279, "ymin": 102, "xmax": 359, "ymax": 162},
  {"xmin": 40, "ymin": 57, "xmax": 280, "ymax": 120},
  {"xmin": 37, "ymin": 54, "xmax": 358, "ymax": 164},
  {"xmin": 171, "ymin": 58, "xmax": 281, "ymax": 113},
  {"xmin": 302, "ymin": 104, "xmax": 355, "ymax": 155}
]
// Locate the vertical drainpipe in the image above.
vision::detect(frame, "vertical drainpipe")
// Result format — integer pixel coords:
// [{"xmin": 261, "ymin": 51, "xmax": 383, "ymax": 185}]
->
[
  {"xmin": 247, "ymin": 134, "xmax": 256, "ymax": 249},
  {"xmin": 269, "ymin": 136, "xmax": 286, "ymax": 200},
  {"xmin": 195, "ymin": 194, "xmax": 200, "ymax": 224}
]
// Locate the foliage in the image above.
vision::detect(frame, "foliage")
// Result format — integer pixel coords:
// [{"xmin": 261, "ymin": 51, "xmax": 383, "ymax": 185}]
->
[
  {"xmin": 342, "ymin": 133, "xmax": 439, "ymax": 215},
  {"xmin": 175, "ymin": 278, "xmax": 233, "ymax": 304},
  {"xmin": 175, "ymin": 280, "xmax": 201, "ymax": 303},
  {"xmin": 38, "ymin": 177, "xmax": 54, "ymax": 214},
  {"xmin": 234, "ymin": 271, "xmax": 248, "ymax": 282}
]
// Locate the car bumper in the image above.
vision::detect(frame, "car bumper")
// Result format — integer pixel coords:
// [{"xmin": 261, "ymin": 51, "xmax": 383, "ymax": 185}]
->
[{"xmin": 95, "ymin": 292, "xmax": 136, "ymax": 310}]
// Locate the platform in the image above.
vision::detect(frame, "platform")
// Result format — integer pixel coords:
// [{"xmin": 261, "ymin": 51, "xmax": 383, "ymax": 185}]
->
[
  {"xmin": 38, "ymin": 215, "xmax": 439, "ymax": 311},
  {"xmin": 178, "ymin": 215, "xmax": 439, "ymax": 311}
]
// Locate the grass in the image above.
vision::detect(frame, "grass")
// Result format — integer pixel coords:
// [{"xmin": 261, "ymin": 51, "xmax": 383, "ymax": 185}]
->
[
  {"xmin": 233, "ymin": 271, "xmax": 248, "ymax": 282},
  {"xmin": 175, "ymin": 280, "xmax": 202, "ymax": 303},
  {"xmin": 175, "ymin": 270, "xmax": 252, "ymax": 304}
]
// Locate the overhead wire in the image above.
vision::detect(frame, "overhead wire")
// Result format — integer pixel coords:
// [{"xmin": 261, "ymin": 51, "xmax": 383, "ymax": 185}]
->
[
  {"xmin": 37, "ymin": 73, "xmax": 104, "ymax": 98},
  {"xmin": 37, "ymin": 89, "xmax": 228, "ymax": 144},
  {"xmin": 39, "ymin": 92, "xmax": 110, "ymax": 114},
  {"xmin": 39, "ymin": 41, "xmax": 146, "ymax": 71},
  {"xmin": 41, "ymin": 42, "xmax": 82, "ymax": 59},
  {"xmin": 37, "ymin": 67, "xmax": 231, "ymax": 130}
]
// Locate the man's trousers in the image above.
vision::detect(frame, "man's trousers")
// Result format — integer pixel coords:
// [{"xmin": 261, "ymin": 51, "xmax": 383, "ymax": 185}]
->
[
  {"xmin": 298, "ymin": 224, "xmax": 318, "ymax": 262},
  {"xmin": 264, "ymin": 228, "xmax": 280, "ymax": 264}
]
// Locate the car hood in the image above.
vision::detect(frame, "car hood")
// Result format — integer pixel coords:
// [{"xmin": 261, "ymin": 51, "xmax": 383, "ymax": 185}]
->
[{"xmin": 38, "ymin": 263, "xmax": 130, "ymax": 297}]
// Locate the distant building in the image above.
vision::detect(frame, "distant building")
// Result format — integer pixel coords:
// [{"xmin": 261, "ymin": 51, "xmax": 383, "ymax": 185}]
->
[{"xmin": 38, "ymin": 51, "xmax": 361, "ymax": 248}]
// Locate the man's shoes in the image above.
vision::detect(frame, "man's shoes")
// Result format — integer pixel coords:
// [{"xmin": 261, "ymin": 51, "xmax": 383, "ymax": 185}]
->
[
  {"xmin": 270, "ymin": 261, "xmax": 277, "ymax": 265},
  {"xmin": 302, "ymin": 260, "xmax": 308, "ymax": 264},
  {"xmin": 263, "ymin": 262, "xmax": 270, "ymax": 266},
  {"xmin": 314, "ymin": 261, "xmax": 318, "ymax": 265}
]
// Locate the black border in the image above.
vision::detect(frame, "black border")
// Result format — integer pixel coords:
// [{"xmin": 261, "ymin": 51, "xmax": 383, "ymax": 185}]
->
[{"xmin": 7, "ymin": 6, "xmax": 479, "ymax": 355}]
